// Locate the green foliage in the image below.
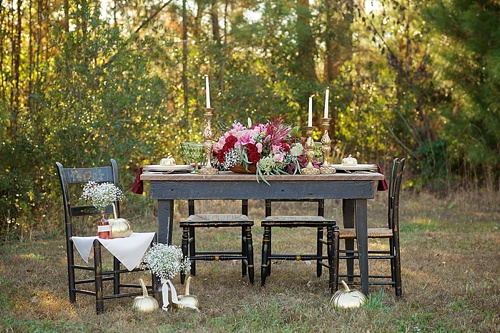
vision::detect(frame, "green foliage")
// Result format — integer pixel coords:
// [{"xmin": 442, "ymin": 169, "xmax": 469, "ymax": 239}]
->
[
  {"xmin": 1, "ymin": 0, "xmax": 499, "ymax": 239},
  {"xmin": 422, "ymin": 0, "xmax": 500, "ymax": 185}
]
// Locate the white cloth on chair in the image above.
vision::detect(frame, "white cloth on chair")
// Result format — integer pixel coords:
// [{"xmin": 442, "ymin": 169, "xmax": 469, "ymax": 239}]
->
[{"xmin": 72, "ymin": 232, "xmax": 155, "ymax": 271}]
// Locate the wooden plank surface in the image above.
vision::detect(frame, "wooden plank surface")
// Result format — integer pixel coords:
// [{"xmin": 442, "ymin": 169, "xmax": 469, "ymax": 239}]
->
[{"xmin": 141, "ymin": 171, "xmax": 384, "ymax": 182}]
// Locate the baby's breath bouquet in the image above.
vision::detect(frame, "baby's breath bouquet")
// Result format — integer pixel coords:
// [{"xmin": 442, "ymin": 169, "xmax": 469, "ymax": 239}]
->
[
  {"xmin": 143, "ymin": 244, "xmax": 191, "ymax": 281},
  {"xmin": 144, "ymin": 244, "xmax": 191, "ymax": 311},
  {"xmin": 80, "ymin": 181, "xmax": 124, "ymax": 212}
]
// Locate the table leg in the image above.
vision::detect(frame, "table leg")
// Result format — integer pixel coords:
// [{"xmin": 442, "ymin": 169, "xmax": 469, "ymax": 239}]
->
[
  {"xmin": 157, "ymin": 199, "xmax": 174, "ymax": 244},
  {"xmin": 355, "ymin": 199, "xmax": 369, "ymax": 295},
  {"xmin": 342, "ymin": 200, "xmax": 355, "ymax": 284}
]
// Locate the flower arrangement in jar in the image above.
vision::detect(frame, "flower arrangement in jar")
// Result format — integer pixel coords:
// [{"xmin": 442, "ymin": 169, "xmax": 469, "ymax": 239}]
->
[{"xmin": 80, "ymin": 181, "xmax": 124, "ymax": 239}]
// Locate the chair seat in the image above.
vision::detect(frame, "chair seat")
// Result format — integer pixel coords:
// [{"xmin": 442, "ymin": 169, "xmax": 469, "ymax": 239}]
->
[
  {"xmin": 181, "ymin": 213, "xmax": 252, "ymax": 225},
  {"xmin": 338, "ymin": 227, "xmax": 393, "ymax": 239},
  {"xmin": 262, "ymin": 216, "xmax": 336, "ymax": 227}
]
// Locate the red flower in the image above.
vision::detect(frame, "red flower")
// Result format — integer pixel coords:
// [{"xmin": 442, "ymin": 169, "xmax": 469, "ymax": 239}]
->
[
  {"xmin": 225, "ymin": 135, "xmax": 238, "ymax": 149},
  {"xmin": 282, "ymin": 142, "xmax": 290, "ymax": 153},
  {"xmin": 246, "ymin": 143, "xmax": 258, "ymax": 154},
  {"xmin": 217, "ymin": 150, "xmax": 226, "ymax": 163},
  {"xmin": 248, "ymin": 151, "xmax": 261, "ymax": 164}
]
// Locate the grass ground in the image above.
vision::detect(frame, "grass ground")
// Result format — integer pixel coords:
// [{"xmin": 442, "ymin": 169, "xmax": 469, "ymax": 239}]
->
[{"xmin": 1, "ymin": 190, "xmax": 499, "ymax": 332}]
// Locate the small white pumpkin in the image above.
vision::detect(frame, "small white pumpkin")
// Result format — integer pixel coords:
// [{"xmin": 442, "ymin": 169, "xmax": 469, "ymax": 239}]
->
[
  {"xmin": 330, "ymin": 280, "xmax": 367, "ymax": 309},
  {"xmin": 342, "ymin": 154, "xmax": 358, "ymax": 166},
  {"xmin": 160, "ymin": 154, "xmax": 176, "ymax": 166},
  {"xmin": 108, "ymin": 218, "xmax": 133, "ymax": 238},
  {"xmin": 174, "ymin": 276, "xmax": 200, "ymax": 312},
  {"xmin": 133, "ymin": 278, "xmax": 159, "ymax": 313}
]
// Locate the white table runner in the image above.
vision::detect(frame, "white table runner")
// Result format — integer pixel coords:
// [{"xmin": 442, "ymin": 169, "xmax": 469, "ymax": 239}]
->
[{"xmin": 72, "ymin": 232, "xmax": 155, "ymax": 271}]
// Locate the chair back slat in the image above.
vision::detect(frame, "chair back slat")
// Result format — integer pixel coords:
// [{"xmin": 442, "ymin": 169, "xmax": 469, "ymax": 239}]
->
[
  {"xmin": 70, "ymin": 205, "xmax": 114, "ymax": 217},
  {"xmin": 392, "ymin": 158, "xmax": 405, "ymax": 230},
  {"xmin": 387, "ymin": 158, "xmax": 405, "ymax": 230}
]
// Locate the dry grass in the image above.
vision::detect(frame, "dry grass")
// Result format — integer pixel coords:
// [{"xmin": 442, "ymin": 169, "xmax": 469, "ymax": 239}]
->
[{"xmin": 1, "ymin": 189, "xmax": 499, "ymax": 332}]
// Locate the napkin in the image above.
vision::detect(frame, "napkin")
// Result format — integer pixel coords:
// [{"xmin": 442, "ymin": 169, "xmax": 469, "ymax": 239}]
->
[
  {"xmin": 377, "ymin": 165, "xmax": 388, "ymax": 191},
  {"xmin": 72, "ymin": 232, "xmax": 155, "ymax": 271},
  {"xmin": 132, "ymin": 165, "xmax": 143, "ymax": 194}
]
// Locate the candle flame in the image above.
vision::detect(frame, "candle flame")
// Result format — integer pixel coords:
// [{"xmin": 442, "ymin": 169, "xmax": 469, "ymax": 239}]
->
[{"xmin": 310, "ymin": 94, "xmax": 315, "ymax": 98}]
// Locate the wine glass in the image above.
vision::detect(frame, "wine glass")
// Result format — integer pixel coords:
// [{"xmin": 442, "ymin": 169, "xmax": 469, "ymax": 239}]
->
[
  {"xmin": 181, "ymin": 142, "xmax": 205, "ymax": 173},
  {"xmin": 190, "ymin": 143, "xmax": 206, "ymax": 171}
]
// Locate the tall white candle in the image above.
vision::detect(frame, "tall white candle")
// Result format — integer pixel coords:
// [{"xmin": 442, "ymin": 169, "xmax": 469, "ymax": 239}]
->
[
  {"xmin": 308, "ymin": 94, "xmax": 315, "ymax": 127},
  {"xmin": 324, "ymin": 87, "xmax": 329, "ymax": 119},
  {"xmin": 205, "ymin": 75, "xmax": 211, "ymax": 108}
]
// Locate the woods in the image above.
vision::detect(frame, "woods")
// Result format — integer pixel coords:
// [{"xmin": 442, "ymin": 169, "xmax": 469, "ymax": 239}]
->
[{"xmin": 1, "ymin": 0, "xmax": 499, "ymax": 240}]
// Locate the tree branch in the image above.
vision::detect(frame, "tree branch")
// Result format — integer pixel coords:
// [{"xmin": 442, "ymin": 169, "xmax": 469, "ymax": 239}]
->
[{"xmin": 101, "ymin": 0, "xmax": 173, "ymax": 69}]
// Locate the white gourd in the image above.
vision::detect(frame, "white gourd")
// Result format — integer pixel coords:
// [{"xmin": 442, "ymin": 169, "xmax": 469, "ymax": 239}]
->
[
  {"xmin": 342, "ymin": 154, "xmax": 358, "ymax": 166},
  {"xmin": 133, "ymin": 278, "xmax": 159, "ymax": 313},
  {"xmin": 108, "ymin": 218, "xmax": 133, "ymax": 238},
  {"xmin": 330, "ymin": 280, "xmax": 367, "ymax": 309}
]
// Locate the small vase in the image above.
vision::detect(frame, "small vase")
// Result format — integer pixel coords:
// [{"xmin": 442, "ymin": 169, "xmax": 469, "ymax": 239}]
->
[
  {"xmin": 98, "ymin": 212, "xmax": 111, "ymax": 239},
  {"xmin": 230, "ymin": 164, "xmax": 257, "ymax": 174}
]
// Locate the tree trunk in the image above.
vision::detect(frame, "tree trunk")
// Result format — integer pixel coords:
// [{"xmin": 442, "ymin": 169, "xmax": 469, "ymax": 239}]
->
[{"xmin": 295, "ymin": 0, "xmax": 316, "ymax": 81}]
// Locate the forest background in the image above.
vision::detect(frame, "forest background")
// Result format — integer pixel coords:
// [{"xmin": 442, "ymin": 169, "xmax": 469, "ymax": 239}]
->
[{"xmin": 1, "ymin": 0, "xmax": 499, "ymax": 241}]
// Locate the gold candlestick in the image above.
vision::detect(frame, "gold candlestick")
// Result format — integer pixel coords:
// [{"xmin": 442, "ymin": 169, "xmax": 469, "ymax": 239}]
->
[
  {"xmin": 320, "ymin": 118, "xmax": 336, "ymax": 174},
  {"xmin": 198, "ymin": 107, "xmax": 219, "ymax": 175},
  {"xmin": 301, "ymin": 126, "xmax": 320, "ymax": 175}
]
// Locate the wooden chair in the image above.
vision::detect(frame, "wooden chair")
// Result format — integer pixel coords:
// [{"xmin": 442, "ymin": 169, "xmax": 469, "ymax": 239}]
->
[
  {"xmin": 338, "ymin": 158, "xmax": 405, "ymax": 296},
  {"xmin": 260, "ymin": 199, "xmax": 340, "ymax": 293},
  {"xmin": 180, "ymin": 199, "xmax": 254, "ymax": 284},
  {"xmin": 56, "ymin": 159, "xmax": 157, "ymax": 314}
]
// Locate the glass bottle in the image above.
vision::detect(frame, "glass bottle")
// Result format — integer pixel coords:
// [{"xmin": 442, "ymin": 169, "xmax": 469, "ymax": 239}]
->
[{"xmin": 98, "ymin": 212, "xmax": 111, "ymax": 239}]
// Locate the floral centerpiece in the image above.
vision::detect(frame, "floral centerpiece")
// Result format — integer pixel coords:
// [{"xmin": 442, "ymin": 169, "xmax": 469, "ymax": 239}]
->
[
  {"xmin": 212, "ymin": 116, "xmax": 306, "ymax": 184},
  {"xmin": 143, "ymin": 244, "xmax": 192, "ymax": 311}
]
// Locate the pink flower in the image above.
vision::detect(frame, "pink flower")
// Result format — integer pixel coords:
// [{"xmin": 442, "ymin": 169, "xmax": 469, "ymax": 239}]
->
[
  {"xmin": 213, "ymin": 137, "xmax": 226, "ymax": 152},
  {"xmin": 238, "ymin": 132, "xmax": 254, "ymax": 146},
  {"xmin": 275, "ymin": 153, "xmax": 284, "ymax": 163},
  {"xmin": 231, "ymin": 122, "xmax": 246, "ymax": 132},
  {"xmin": 271, "ymin": 144, "xmax": 281, "ymax": 154}
]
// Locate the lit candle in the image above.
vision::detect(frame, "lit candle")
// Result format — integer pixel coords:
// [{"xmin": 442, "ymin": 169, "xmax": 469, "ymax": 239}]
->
[
  {"xmin": 205, "ymin": 75, "xmax": 211, "ymax": 108},
  {"xmin": 324, "ymin": 87, "xmax": 329, "ymax": 119},
  {"xmin": 308, "ymin": 94, "xmax": 315, "ymax": 127}
]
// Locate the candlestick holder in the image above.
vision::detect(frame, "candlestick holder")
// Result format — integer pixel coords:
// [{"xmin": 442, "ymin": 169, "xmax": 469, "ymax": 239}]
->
[
  {"xmin": 302, "ymin": 126, "xmax": 320, "ymax": 175},
  {"xmin": 198, "ymin": 107, "xmax": 219, "ymax": 175},
  {"xmin": 320, "ymin": 117, "xmax": 336, "ymax": 174}
]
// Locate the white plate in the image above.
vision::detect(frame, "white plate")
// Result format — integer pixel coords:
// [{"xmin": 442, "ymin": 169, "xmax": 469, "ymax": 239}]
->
[
  {"xmin": 331, "ymin": 164, "xmax": 378, "ymax": 172},
  {"xmin": 143, "ymin": 165, "xmax": 194, "ymax": 173}
]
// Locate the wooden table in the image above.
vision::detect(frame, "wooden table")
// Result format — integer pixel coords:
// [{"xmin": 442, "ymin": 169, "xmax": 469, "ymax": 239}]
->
[{"xmin": 140, "ymin": 171, "xmax": 384, "ymax": 295}]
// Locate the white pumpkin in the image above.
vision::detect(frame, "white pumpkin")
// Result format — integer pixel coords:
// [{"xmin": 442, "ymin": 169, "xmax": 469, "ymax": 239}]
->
[
  {"xmin": 174, "ymin": 276, "xmax": 200, "ymax": 312},
  {"xmin": 160, "ymin": 154, "xmax": 176, "ymax": 166},
  {"xmin": 330, "ymin": 280, "xmax": 367, "ymax": 309},
  {"xmin": 133, "ymin": 279, "xmax": 159, "ymax": 313},
  {"xmin": 108, "ymin": 218, "xmax": 133, "ymax": 238},
  {"xmin": 341, "ymin": 154, "xmax": 358, "ymax": 166}
]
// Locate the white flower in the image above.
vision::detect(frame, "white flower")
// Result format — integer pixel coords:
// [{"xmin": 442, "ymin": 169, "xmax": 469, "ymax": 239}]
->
[
  {"xmin": 143, "ymin": 244, "xmax": 191, "ymax": 281},
  {"xmin": 80, "ymin": 181, "xmax": 124, "ymax": 212},
  {"xmin": 290, "ymin": 143, "xmax": 304, "ymax": 157}
]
